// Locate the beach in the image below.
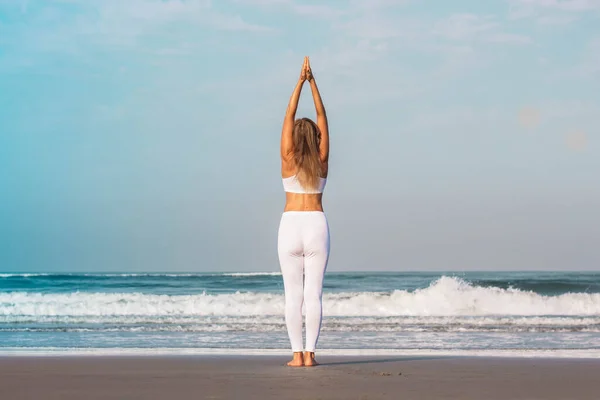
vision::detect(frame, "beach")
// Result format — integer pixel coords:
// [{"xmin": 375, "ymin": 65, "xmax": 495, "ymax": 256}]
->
[{"xmin": 1, "ymin": 355, "xmax": 600, "ymax": 400}]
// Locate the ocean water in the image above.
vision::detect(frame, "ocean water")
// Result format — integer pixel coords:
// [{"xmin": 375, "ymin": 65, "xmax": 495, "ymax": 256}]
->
[{"xmin": 1, "ymin": 271, "xmax": 600, "ymax": 356}]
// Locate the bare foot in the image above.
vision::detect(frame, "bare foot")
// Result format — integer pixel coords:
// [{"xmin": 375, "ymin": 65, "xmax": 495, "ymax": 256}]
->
[
  {"xmin": 303, "ymin": 351, "xmax": 318, "ymax": 367},
  {"xmin": 287, "ymin": 352, "xmax": 304, "ymax": 367}
]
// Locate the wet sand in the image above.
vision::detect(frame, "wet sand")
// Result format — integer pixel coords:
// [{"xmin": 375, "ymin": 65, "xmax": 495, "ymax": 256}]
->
[{"xmin": 1, "ymin": 355, "xmax": 599, "ymax": 400}]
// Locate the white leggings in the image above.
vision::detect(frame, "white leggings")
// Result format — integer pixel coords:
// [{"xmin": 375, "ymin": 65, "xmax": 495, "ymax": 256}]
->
[{"xmin": 277, "ymin": 211, "xmax": 330, "ymax": 352}]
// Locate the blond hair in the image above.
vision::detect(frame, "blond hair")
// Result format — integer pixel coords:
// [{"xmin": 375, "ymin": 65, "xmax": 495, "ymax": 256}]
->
[{"xmin": 292, "ymin": 118, "xmax": 323, "ymax": 190}]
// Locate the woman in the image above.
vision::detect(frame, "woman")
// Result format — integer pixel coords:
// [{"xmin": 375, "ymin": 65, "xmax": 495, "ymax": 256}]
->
[{"xmin": 278, "ymin": 56, "xmax": 330, "ymax": 367}]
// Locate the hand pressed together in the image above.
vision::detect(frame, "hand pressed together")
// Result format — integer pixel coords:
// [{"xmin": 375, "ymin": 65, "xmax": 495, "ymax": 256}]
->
[{"xmin": 299, "ymin": 56, "xmax": 314, "ymax": 82}]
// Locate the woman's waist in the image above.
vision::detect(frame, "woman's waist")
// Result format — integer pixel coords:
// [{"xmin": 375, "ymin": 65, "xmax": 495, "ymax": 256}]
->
[
  {"xmin": 284, "ymin": 193, "xmax": 323, "ymax": 213},
  {"xmin": 285, "ymin": 193, "xmax": 323, "ymax": 211}
]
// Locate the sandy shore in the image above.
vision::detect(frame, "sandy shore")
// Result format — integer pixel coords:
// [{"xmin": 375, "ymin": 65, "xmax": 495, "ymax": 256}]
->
[{"xmin": 1, "ymin": 355, "xmax": 599, "ymax": 399}]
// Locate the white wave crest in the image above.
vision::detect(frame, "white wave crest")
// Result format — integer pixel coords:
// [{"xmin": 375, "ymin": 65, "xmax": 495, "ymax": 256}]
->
[{"xmin": 1, "ymin": 277, "xmax": 600, "ymax": 318}]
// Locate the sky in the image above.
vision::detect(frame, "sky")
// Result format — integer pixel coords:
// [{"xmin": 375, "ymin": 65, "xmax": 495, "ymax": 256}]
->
[{"xmin": 0, "ymin": 0, "xmax": 599, "ymax": 273}]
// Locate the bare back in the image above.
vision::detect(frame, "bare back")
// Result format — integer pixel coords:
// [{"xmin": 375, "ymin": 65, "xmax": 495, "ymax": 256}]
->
[{"xmin": 281, "ymin": 160, "xmax": 328, "ymax": 212}]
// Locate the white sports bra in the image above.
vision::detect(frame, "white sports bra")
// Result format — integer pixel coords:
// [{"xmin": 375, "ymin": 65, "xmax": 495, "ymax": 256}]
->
[{"xmin": 282, "ymin": 175, "xmax": 327, "ymax": 194}]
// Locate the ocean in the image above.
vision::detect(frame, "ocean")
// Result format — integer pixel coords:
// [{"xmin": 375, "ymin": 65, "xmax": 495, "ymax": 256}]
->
[{"xmin": 1, "ymin": 271, "xmax": 600, "ymax": 356}]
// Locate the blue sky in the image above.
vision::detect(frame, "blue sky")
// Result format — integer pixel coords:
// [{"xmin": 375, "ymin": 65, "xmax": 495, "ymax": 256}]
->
[{"xmin": 0, "ymin": 0, "xmax": 599, "ymax": 272}]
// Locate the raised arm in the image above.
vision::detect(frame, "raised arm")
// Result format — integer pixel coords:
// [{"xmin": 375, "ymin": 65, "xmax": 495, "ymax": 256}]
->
[
  {"xmin": 281, "ymin": 57, "xmax": 308, "ymax": 162},
  {"xmin": 306, "ymin": 58, "xmax": 329, "ymax": 163}
]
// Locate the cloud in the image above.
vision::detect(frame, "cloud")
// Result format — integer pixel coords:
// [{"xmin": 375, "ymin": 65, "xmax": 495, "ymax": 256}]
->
[
  {"xmin": 207, "ymin": 13, "xmax": 274, "ymax": 31},
  {"xmin": 3, "ymin": 0, "xmax": 272, "ymax": 53},
  {"xmin": 434, "ymin": 14, "xmax": 533, "ymax": 45},
  {"xmin": 433, "ymin": 14, "xmax": 499, "ymax": 40},
  {"xmin": 536, "ymin": 14, "xmax": 578, "ymax": 24},
  {"xmin": 98, "ymin": 0, "xmax": 274, "ymax": 32},
  {"xmin": 234, "ymin": 0, "xmax": 410, "ymax": 14},
  {"xmin": 508, "ymin": 0, "xmax": 600, "ymax": 24},
  {"xmin": 232, "ymin": 0, "xmax": 342, "ymax": 18},
  {"xmin": 516, "ymin": 0, "xmax": 600, "ymax": 11},
  {"xmin": 334, "ymin": 14, "xmax": 421, "ymax": 40},
  {"xmin": 486, "ymin": 33, "xmax": 533, "ymax": 44},
  {"xmin": 289, "ymin": 3, "xmax": 344, "ymax": 18}
]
